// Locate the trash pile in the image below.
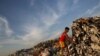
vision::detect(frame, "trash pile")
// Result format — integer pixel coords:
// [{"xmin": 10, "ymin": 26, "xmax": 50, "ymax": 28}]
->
[
  {"xmin": 8, "ymin": 16, "xmax": 100, "ymax": 56},
  {"xmin": 70, "ymin": 16, "xmax": 100, "ymax": 56}
]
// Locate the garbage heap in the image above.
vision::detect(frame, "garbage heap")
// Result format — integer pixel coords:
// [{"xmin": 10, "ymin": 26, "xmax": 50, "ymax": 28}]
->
[
  {"xmin": 70, "ymin": 16, "xmax": 100, "ymax": 56},
  {"xmin": 8, "ymin": 16, "xmax": 100, "ymax": 56}
]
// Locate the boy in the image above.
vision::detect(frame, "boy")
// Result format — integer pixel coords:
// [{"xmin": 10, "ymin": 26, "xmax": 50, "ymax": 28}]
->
[{"xmin": 59, "ymin": 27, "xmax": 70, "ymax": 56}]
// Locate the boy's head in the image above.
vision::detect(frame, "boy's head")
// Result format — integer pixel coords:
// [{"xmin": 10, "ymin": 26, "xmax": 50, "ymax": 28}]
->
[{"xmin": 65, "ymin": 27, "xmax": 69, "ymax": 33}]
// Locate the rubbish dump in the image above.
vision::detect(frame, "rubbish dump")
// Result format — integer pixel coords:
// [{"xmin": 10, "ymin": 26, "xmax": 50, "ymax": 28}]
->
[
  {"xmin": 9, "ymin": 16, "xmax": 100, "ymax": 56},
  {"xmin": 70, "ymin": 16, "xmax": 100, "ymax": 56}
]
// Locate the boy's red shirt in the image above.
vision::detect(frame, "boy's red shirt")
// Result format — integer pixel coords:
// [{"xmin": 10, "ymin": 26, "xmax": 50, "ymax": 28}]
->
[{"xmin": 59, "ymin": 32, "xmax": 69, "ymax": 41}]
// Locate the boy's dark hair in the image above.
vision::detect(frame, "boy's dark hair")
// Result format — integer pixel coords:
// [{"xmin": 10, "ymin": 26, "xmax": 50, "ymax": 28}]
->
[{"xmin": 65, "ymin": 27, "xmax": 69, "ymax": 30}]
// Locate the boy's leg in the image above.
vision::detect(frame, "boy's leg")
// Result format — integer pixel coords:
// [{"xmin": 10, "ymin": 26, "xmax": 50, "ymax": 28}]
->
[
  {"xmin": 64, "ymin": 40, "xmax": 70, "ymax": 56},
  {"xmin": 66, "ymin": 45, "xmax": 70, "ymax": 56},
  {"xmin": 59, "ymin": 41, "xmax": 65, "ymax": 55}
]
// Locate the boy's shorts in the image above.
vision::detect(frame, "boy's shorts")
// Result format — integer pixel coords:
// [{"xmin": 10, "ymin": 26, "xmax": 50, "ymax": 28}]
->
[{"xmin": 59, "ymin": 41, "xmax": 65, "ymax": 48}]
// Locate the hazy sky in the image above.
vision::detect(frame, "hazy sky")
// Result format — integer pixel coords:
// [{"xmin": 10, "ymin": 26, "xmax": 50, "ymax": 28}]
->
[{"xmin": 0, "ymin": 0, "xmax": 100, "ymax": 56}]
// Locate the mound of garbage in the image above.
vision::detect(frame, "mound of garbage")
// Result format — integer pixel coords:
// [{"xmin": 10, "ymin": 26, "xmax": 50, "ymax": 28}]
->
[
  {"xmin": 71, "ymin": 16, "xmax": 100, "ymax": 56},
  {"xmin": 9, "ymin": 16, "xmax": 100, "ymax": 56}
]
